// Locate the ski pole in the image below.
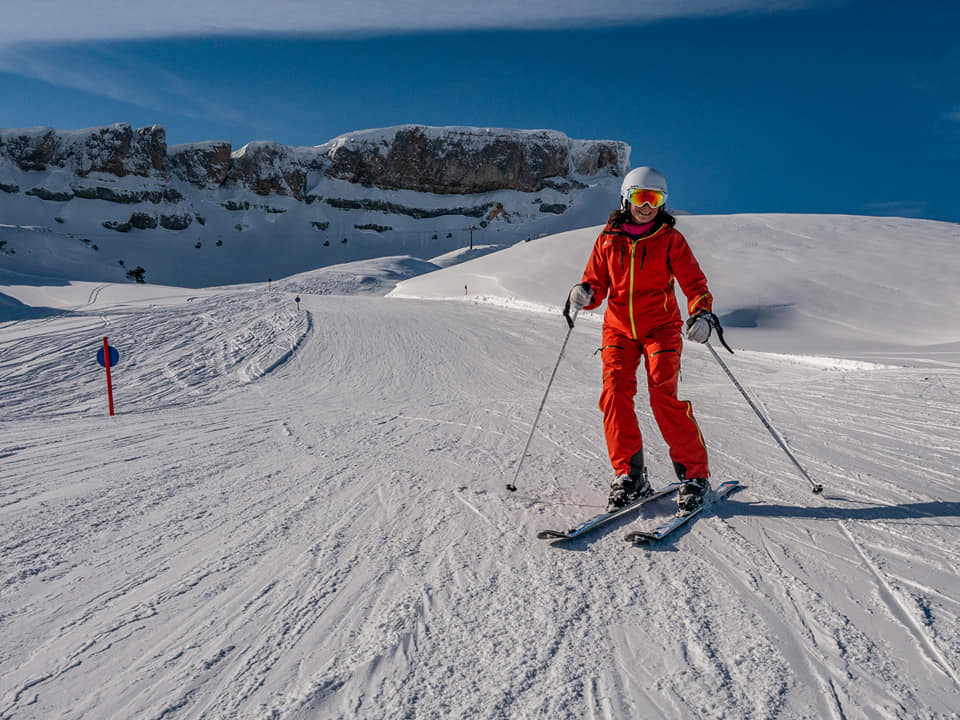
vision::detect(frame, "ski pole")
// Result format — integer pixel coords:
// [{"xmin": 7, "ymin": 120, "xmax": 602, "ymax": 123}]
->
[
  {"xmin": 506, "ymin": 308, "xmax": 578, "ymax": 492},
  {"xmin": 705, "ymin": 342, "xmax": 823, "ymax": 495}
]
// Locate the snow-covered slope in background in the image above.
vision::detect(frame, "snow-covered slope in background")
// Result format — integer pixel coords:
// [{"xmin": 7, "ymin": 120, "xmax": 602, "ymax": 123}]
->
[
  {"xmin": 0, "ymin": 179, "xmax": 619, "ymax": 287},
  {"xmin": 1, "ymin": 213, "xmax": 959, "ymax": 719},
  {"xmin": 393, "ymin": 213, "xmax": 960, "ymax": 362}
]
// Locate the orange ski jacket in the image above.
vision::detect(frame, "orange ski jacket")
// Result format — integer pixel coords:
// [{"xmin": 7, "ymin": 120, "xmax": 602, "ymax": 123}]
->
[{"xmin": 581, "ymin": 221, "xmax": 713, "ymax": 340}]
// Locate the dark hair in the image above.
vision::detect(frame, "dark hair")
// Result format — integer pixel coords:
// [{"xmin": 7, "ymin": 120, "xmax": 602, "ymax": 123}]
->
[{"xmin": 608, "ymin": 204, "xmax": 676, "ymax": 229}]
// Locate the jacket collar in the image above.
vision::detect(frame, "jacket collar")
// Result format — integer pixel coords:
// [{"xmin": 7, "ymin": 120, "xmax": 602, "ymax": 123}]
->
[{"xmin": 604, "ymin": 220, "xmax": 670, "ymax": 241}]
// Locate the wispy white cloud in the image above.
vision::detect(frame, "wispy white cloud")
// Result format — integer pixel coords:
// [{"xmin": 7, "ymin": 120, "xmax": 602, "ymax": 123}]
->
[
  {"xmin": 0, "ymin": 44, "xmax": 253, "ymax": 129},
  {"xmin": 0, "ymin": 0, "xmax": 818, "ymax": 129},
  {"xmin": 0, "ymin": 0, "xmax": 817, "ymax": 45}
]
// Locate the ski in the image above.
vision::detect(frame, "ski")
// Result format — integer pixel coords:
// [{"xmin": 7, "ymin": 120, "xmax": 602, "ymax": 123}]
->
[
  {"xmin": 537, "ymin": 482, "xmax": 683, "ymax": 540},
  {"xmin": 624, "ymin": 480, "xmax": 741, "ymax": 543}
]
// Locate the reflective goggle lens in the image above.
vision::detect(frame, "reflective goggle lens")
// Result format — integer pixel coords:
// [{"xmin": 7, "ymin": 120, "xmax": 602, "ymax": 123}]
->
[{"xmin": 626, "ymin": 188, "xmax": 666, "ymax": 208}]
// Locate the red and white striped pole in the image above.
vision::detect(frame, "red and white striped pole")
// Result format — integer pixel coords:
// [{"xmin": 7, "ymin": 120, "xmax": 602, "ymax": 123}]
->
[{"xmin": 103, "ymin": 336, "xmax": 115, "ymax": 417}]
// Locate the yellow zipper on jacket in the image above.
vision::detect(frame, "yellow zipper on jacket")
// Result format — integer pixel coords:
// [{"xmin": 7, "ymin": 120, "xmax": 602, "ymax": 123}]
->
[
  {"xmin": 629, "ymin": 241, "xmax": 638, "ymax": 338},
  {"xmin": 627, "ymin": 224, "xmax": 669, "ymax": 339}
]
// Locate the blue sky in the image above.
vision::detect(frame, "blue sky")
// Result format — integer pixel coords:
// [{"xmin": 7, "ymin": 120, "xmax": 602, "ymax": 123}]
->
[{"xmin": 0, "ymin": 0, "xmax": 956, "ymax": 222}]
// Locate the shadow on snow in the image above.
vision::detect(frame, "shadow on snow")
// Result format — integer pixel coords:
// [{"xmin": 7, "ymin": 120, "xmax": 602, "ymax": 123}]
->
[
  {"xmin": 544, "ymin": 495, "xmax": 960, "ymax": 551},
  {"xmin": 721, "ymin": 497, "xmax": 960, "ymax": 525}
]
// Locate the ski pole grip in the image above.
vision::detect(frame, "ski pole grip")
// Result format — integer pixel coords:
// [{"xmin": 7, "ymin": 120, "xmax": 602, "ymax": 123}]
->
[{"xmin": 562, "ymin": 285, "xmax": 585, "ymax": 329}]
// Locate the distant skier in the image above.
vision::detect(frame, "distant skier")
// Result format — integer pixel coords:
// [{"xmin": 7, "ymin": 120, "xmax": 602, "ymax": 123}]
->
[{"xmin": 564, "ymin": 167, "xmax": 718, "ymax": 515}]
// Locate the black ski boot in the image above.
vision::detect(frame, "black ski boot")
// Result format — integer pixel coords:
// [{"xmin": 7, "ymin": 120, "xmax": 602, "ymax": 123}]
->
[
  {"xmin": 607, "ymin": 451, "xmax": 652, "ymax": 509},
  {"xmin": 676, "ymin": 477, "xmax": 711, "ymax": 516}
]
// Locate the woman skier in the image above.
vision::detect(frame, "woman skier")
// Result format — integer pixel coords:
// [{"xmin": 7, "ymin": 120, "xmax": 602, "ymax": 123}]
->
[{"xmin": 565, "ymin": 167, "xmax": 717, "ymax": 515}]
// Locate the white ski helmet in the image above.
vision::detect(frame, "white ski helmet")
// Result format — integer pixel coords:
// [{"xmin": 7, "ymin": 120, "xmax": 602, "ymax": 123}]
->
[{"xmin": 620, "ymin": 166, "xmax": 668, "ymax": 206}]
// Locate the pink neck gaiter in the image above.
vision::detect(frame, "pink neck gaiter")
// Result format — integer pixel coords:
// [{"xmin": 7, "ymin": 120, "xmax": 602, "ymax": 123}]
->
[{"xmin": 621, "ymin": 220, "xmax": 656, "ymax": 236}]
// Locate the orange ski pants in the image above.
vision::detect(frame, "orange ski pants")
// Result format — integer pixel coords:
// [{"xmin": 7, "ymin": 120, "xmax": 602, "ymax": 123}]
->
[{"xmin": 598, "ymin": 324, "xmax": 709, "ymax": 480}]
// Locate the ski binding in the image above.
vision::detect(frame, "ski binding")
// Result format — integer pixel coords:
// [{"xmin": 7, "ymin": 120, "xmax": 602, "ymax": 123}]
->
[
  {"xmin": 624, "ymin": 480, "xmax": 741, "ymax": 543},
  {"xmin": 538, "ymin": 482, "xmax": 683, "ymax": 541}
]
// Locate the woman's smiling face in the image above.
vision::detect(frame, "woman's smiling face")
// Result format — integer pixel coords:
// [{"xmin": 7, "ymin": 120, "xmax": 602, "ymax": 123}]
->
[{"xmin": 629, "ymin": 200, "xmax": 658, "ymax": 224}]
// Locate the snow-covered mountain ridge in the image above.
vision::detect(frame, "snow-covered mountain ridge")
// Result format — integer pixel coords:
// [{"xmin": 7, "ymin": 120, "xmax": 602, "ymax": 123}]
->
[
  {"xmin": 0, "ymin": 123, "xmax": 627, "ymax": 193},
  {"xmin": 0, "ymin": 123, "xmax": 627, "ymax": 285}
]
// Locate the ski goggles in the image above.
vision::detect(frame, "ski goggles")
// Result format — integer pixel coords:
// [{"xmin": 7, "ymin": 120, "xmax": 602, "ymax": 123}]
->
[{"xmin": 625, "ymin": 187, "xmax": 666, "ymax": 208}]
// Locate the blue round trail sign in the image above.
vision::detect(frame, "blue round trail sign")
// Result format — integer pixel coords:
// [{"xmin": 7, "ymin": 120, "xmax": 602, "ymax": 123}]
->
[{"xmin": 97, "ymin": 345, "xmax": 119, "ymax": 368}]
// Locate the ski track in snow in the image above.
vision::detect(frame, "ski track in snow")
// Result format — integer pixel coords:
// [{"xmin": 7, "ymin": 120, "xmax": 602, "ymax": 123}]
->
[{"xmin": 1, "ymin": 287, "xmax": 959, "ymax": 719}]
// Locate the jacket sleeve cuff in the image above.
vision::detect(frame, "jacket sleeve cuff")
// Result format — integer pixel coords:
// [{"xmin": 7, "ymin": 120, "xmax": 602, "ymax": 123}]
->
[{"xmin": 688, "ymin": 293, "xmax": 712, "ymax": 315}]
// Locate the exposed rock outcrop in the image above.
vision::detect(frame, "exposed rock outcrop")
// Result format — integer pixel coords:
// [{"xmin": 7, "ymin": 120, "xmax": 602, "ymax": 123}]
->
[
  {"xmin": 168, "ymin": 141, "xmax": 232, "ymax": 187},
  {"xmin": 0, "ymin": 123, "xmax": 167, "ymax": 177},
  {"xmin": 0, "ymin": 123, "xmax": 627, "ymax": 197},
  {"xmin": 227, "ymin": 142, "xmax": 308, "ymax": 199},
  {"xmin": 319, "ymin": 126, "xmax": 626, "ymax": 194}
]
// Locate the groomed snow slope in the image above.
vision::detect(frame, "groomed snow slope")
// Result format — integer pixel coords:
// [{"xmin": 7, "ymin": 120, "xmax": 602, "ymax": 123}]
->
[{"xmin": 1, "ymin": 214, "xmax": 959, "ymax": 719}]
